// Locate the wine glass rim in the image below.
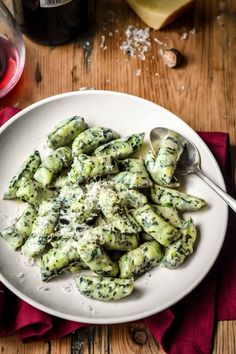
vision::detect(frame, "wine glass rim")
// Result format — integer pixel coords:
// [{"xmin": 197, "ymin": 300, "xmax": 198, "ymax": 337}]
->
[{"xmin": 0, "ymin": 0, "xmax": 25, "ymax": 98}]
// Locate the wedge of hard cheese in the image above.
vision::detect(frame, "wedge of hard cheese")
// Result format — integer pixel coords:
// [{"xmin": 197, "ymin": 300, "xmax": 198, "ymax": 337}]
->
[{"xmin": 126, "ymin": 0, "xmax": 194, "ymax": 30}]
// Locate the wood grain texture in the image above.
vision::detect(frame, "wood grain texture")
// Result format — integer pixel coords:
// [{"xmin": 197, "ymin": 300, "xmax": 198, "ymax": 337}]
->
[
  {"xmin": 0, "ymin": 336, "xmax": 49, "ymax": 354},
  {"xmin": 0, "ymin": 0, "xmax": 236, "ymax": 353},
  {"xmin": 71, "ymin": 322, "xmax": 163, "ymax": 354}
]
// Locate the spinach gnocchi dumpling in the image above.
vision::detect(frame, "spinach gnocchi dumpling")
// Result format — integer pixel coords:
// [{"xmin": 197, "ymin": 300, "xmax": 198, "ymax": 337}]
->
[
  {"xmin": 4, "ymin": 150, "xmax": 41, "ymax": 199},
  {"xmin": 47, "ymin": 116, "xmax": 87, "ymax": 149},
  {"xmin": 1, "ymin": 205, "xmax": 37, "ymax": 250},
  {"xmin": 94, "ymin": 133, "xmax": 145, "ymax": 159},
  {"xmin": 34, "ymin": 147, "xmax": 72, "ymax": 186},
  {"xmin": 149, "ymin": 132, "xmax": 184, "ymax": 186},
  {"xmin": 76, "ymin": 275, "xmax": 134, "ymax": 301},
  {"xmin": 1, "ymin": 115, "xmax": 207, "ymax": 303},
  {"xmin": 69, "ymin": 154, "xmax": 119, "ymax": 183},
  {"xmin": 77, "ymin": 237, "xmax": 119, "ymax": 277},
  {"xmin": 119, "ymin": 241, "xmax": 164, "ymax": 279},
  {"xmin": 72, "ymin": 126, "xmax": 120, "ymax": 157}
]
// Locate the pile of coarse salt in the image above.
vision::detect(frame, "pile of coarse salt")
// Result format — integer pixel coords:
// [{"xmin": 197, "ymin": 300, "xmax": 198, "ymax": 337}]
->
[{"xmin": 120, "ymin": 25, "xmax": 151, "ymax": 61}]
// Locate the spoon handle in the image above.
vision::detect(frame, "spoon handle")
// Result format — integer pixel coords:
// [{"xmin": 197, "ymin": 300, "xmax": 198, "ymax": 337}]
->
[{"xmin": 195, "ymin": 167, "xmax": 236, "ymax": 213}]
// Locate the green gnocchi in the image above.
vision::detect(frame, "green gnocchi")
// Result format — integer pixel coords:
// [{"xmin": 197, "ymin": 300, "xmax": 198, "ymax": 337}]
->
[
  {"xmin": 34, "ymin": 147, "xmax": 72, "ymax": 186},
  {"xmin": 151, "ymin": 184, "xmax": 206, "ymax": 211},
  {"xmin": 4, "ymin": 150, "xmax": 41, "ymax": 199},
  {"xmin": 47, "ymin": 116, "xmax": 87, "ymax": 149},
  {"xmin": 69, "ymin": 154, "xmax": 119, "ymax": 183},
  {"xmin": 1, "ymin": 205, "xmax": 37, "ymax": 250},
  {"xmin": 119, "ymin": 241, "xmax": 163, "ymax": 279},
  {"xmin": 94, "ymin": 133, "xmax": 145, "ymax": 159},
  {"xmin": 1, "ymin": 115, "xmax": 207, "ymax": 303},
  {"xmin": 72, "ymin": 127, "xmax": 120, "ymax": 157},
  {"xmin": 76, "ymin": 275, "xmax": 134, "ymax": 301}
]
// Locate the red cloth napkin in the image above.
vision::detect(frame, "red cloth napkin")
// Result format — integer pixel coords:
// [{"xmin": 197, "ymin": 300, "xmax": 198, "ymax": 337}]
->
[{"xmin": 0, "ymin": 108, "xmax": 235, "ymax": 353}]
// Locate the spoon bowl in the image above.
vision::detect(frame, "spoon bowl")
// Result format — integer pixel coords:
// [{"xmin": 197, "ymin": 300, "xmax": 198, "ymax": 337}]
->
[{"xmin": 149, "ymin": 127, "xmax": 236, "ymax": 212}]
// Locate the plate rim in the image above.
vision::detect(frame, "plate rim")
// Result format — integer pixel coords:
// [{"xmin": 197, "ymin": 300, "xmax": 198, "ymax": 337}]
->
[{"xmin": 0, "ymin": 90, "xmax": 228, "ymax": 324}]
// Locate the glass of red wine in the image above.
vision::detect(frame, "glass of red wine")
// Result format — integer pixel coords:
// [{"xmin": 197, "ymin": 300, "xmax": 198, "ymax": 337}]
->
[{"xmin": 0, "ymin": 0, "xmax": 25, "ymax": 98}]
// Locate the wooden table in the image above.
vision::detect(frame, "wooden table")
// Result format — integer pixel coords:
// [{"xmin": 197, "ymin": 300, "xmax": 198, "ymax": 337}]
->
[{"xmin": 1, "ymin": 0, "xmax": 236, "ymax": 353}]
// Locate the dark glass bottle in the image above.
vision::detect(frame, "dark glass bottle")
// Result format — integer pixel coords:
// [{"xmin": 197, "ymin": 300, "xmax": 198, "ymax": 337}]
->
[{"xmin": 13, "ymin": 0, "xmax": 90, "ymax": 45}]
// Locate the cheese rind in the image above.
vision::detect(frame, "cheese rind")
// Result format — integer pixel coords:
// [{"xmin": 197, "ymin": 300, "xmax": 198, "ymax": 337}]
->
[{"xmin": 126, "ymin": 0, "xmax": 194, "ymax": 30}]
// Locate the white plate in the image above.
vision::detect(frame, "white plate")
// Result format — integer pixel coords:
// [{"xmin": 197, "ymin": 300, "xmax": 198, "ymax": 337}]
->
[{"xmin": 0, "ymin": 91, "xmax": 228, "ymax": 324}]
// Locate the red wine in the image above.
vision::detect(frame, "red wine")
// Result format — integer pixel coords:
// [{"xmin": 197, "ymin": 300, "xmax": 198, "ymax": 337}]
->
[
  {"xmin": 13, "ymin": 0, "xmax": 89, "ymax": 45},
  {"xmin": 0, "ymin": 36, "xmax": 19, "ymax": 92}
]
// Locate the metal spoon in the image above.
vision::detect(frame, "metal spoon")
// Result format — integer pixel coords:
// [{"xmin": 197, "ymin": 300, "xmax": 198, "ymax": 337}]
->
[{"xmin": 149, "ymin": 127, "xmax": 236, "ymax": 213}]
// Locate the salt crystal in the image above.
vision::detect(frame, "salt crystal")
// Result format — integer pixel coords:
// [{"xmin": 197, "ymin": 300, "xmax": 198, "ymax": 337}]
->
[
  {"xmin": 154, "ymin": 38, "xmax": 164, "ymax": 45},
  {"xmin": 62, "ymin": 282, "xmax": 73, "ymax": 293},
  {"xmin": 84, "ymin": 304, "xmax": 97, "ymax": 314},
  {"xmin": 136, "ymin": 69, "xmax": 141, "ymax": 76},
  {"xmin": 189, "ymin": 28, "xmax": 196, "ymax": 35},
  {"xmin": 216, "ymin": 13, "xmax": 225, "ymax": 26},
  {"xmin": 155, "ymin": 73, "xmax": 159, "ymax": 76},
  {"xmin": 21, "ymin": 253, "xmax": 36, "ymax": 267},
  {"xmin": 37, "ymin": 284, "xmax": 50, "ymax": 291},
  {"xmin": 100, "ymin": 35, "xmax": 106, "ymax": 49},
  {"xmin": 108, "ymin": 32, "xmax": 113, "ymax": 37},
  {"xmin": 138, "ymin": 53, "xmax": 145, "ymax": 61},
  {"xmin": 16, "ymin": 272, "xmax": 24, "ymax": 278},
  {"xmin": 181, "ymin": 85, "xmax": 185, "ymax": 91},
  {"xmin": 79, "ymin": 87, "xmax": 95, "ymax": 91},
  {"xmin": 16, "ymin": 272, "xmax": 25, "ymax": 284},
  {"xmin": 144, "ymin": 272, "xmax": 151, "ymax": 279},
  {"xmin": 181, "ymin": 32, "xmax": 188, "ymax": 40},
  {"xmin": 120, "ymin": 25, "xmax": 151, "ymax": 61}
]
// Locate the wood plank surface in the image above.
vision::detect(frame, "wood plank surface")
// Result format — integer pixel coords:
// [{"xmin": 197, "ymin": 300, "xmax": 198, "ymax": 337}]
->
[{"xmin": 1, "ymin": 0, "xmax": 236, "ymax": 353}]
